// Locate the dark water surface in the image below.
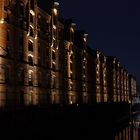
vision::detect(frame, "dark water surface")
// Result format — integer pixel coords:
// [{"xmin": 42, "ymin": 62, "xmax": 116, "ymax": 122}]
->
[
  {"xmin": 0, "ymin": 104, "xmax": 139, "ymax": 140},
  {"xmin": 114, "ymin": 105, "xmax": 140, "ymax": 140}
]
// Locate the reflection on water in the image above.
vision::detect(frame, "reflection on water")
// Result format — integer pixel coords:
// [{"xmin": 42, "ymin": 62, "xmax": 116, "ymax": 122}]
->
[
  {"xmin": 114, "ymin": 113, "xmax": 140, "ymax": 140},
  {"xmin": 131, "ymin": 121, "xmax": 139, "ymax": 140},
  {"xmin": 115, "ymin": 125, "xmax": 131, "ymax": 140}
]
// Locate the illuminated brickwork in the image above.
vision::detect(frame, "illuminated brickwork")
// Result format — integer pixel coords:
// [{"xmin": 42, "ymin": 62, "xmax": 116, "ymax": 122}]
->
[{"xmin": 0, "ymin": 0, "xmax": 136, "ymax": 107}]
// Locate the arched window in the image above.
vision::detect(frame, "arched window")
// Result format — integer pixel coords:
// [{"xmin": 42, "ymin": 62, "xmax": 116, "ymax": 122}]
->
[
  {"xmin": 30, "ymin": 27, "xmax": 34, "ymax": 37},
  {"xmin": 28, "ymin": 41, "xmax": 33, "ymax": 52},
  {"xmin": 28, "ymin": 56, "xmax": 33, "ymax": 65},
  {"xmin": 30, "ymin": 13, "xmax": 33, "ymax": 23},
  {"xmin": 52, "ymin": 51, "xmax": 55, "ymax": 60}
]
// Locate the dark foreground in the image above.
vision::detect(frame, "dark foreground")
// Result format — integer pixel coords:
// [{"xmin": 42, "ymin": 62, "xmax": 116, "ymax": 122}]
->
[{"xmin": 0, "ymin": 103, "xmax": 130, "ymax": 140}]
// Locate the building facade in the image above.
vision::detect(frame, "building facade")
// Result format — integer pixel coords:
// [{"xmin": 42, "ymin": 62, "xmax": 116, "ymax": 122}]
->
[{"xmin": 0, "ymin": 0, "xmax": 137, "ymax": 108}]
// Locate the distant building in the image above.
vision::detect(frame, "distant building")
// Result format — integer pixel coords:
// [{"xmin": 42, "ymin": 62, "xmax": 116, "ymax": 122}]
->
[{"xmin": 134, "ymin": 85, "xmax": 140, "ymax": 104}]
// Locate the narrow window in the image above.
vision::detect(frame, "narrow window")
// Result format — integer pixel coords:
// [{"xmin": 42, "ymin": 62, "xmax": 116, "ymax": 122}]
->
[
  {"xmin": 30, "ymin": 13, "xmax": 33, "ymax": 23},
  {"xmin": 28, "ymin": 56, "xmax": 33, "ymax": 65},
  {"xmin": 28, "ymin": 70, "xmax": 33, "ymax": 86},
  {"xmin": 28, "ymin": 41, "xmax": 33, "ymax": 52},
  {"xmin": 30, "ymin": 0, "xmax": 34, "ymax": 10},
  {"xmin": 30, "ymin": 27, "xmax": 34, "ymax": 37}
]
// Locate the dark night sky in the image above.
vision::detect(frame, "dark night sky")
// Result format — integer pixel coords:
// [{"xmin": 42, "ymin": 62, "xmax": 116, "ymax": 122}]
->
[{"xmin": 42, "ymin": 0, "xmax": 140, "ymax": 84}]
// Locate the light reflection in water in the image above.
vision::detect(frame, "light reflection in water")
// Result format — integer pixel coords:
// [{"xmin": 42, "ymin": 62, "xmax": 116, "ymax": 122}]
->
[{"xmin": 114, "ymin": 115, "xmax": 140, "ymax": 140}]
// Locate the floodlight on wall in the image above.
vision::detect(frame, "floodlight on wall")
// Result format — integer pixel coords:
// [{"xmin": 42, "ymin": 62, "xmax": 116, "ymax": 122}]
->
[
  {"xmin": 0, "ymin": 18, "xmax": 4, "ymax": 24},
  {"xmin": 54, "ymin": 2, "xmax": 59, "ymax": 6}
]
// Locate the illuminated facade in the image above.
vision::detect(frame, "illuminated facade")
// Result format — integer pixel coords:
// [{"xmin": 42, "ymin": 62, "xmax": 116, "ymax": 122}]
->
[
  {"xmin": 60, "ymin": 19, "xmax": 77, "ymax": 105},
  {"xmin": 74, "ymin": 30, "xmax": 89, "ymax": 105},
  {"xmin": 0, "ymin": 0, "xmax": 137, "ymax": 107},
  {"xmin": 91, "ymin": 50, "xmax": 105, "ymax": 103},
  {"xmin": 129, "ymin": 75, "xmax": 137, "ymax": 102}
]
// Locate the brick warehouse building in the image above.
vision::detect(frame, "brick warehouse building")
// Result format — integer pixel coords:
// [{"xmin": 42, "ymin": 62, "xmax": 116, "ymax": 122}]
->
[{"xmin": 0, "ymin": 0, "xmax": 136, "ymax": 108}]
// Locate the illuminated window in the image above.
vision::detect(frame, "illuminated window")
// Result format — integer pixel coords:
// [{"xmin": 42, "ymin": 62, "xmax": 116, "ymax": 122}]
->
[
  {"xmin": 96, "ymin": 94, "xmax": 101, "ymax": 103},
  {"xmin": 69, "ymin": 82, "xmax": 73, "ymax": 90},
  {"xmin": 26, "ymin": 90, "xmax": 33, "ymax": 105},
  {"xmin": 118, "ymin": 94, "xmax": 121, "ymax": 101},
  {"xmin": 104, "ymin": 94, "xmax": 108, "ymax": 102},
  {"xmin": 53, "ymin": 8, "xmax": 57, "ymax": 16},
  {"xmin": 96, "ymin": 64, "xmax": 99, "ymax": 68},
  {"xmin": 28, "ymin": 70, "xmax": 33, "ymax": 86},
  {"xmin": 83, "ymin": 93, "xmax": 88, "ymax": 103},
  {"xmin": 97, "ymin": 53, "xmax": 99, "ymax": 58},
  {"xmin": 52, "ymin": 63, "xmax": 55, "ymax": 70},
  {"xmin": 83, "ymin": 37, "xmax": 86, "ymax": 42},
  {"xmin": 68, "ymin": 93, "xmax": 76, "ymax": 104},
  {"xmin": 51, "ymin": 92, "xmax": 60, "ymax": 104}
]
